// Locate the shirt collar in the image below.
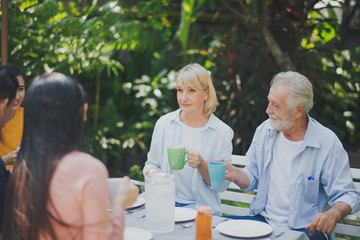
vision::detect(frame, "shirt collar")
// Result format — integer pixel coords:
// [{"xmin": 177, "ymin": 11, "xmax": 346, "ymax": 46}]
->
[
  {"xmin": 266, "ymin": 115, "xmax": 320, "ymax": 149},
  {"xmin": 302, "ymin": 115, "xmax": 320, "ymax": 148},
  {"xmin": 171, "ymin": 109, "xmax": 217, "ymax": 130}
]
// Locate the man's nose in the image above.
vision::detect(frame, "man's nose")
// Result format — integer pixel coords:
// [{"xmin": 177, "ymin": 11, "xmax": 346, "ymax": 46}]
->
[{"xmin": 266, "ymin": 103, "xmax": 272, "ymax": 114}]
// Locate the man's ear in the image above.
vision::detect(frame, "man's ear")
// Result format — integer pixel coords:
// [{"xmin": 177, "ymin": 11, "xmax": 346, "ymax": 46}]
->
[
  {"xmin": 0, "ymin": 98, "xmax": 9, "ymax": 117},
  {"xmin": 296, "ymin": 104, "xmax": 305, "ymax": 117}
]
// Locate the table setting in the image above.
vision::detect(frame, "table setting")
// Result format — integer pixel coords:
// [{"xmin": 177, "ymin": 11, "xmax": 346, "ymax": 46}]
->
[
  {"xmin": 121, "ymin": 171, "xmax": 309, "ymax": 240},
  {"xmin": 120, "ymin": 149, "xmax": 309, "ymax": 240},
  {"xmin": 125, "ymin": 196, "xmax": 146, "ymax": 212},
  {"xmin": 123, "ymin": 203, "xmax": 309, "ymax": 240}
]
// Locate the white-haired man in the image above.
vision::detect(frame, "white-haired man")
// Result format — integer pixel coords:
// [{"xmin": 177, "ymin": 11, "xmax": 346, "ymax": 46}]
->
[{"xmin": 221, "ymin": 71, "xmax": 360, "ymax": 240}]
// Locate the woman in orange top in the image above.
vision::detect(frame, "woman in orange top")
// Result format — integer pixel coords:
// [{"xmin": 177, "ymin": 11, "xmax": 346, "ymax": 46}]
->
[{"xmin": 0, "ymin": 65, "xmax": 25, "ymax": 170}]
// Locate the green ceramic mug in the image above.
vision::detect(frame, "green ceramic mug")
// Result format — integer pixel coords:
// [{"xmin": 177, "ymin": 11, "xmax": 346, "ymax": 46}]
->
[{"xmin": 167, "ymin": 145, "xmax": 189, "ymax": 170}]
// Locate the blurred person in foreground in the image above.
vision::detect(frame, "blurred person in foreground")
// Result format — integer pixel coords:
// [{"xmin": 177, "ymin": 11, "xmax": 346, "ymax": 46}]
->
[
  {"xmin": 0, "ymin": 65, "xmax": 25, "ymax": 170},
  {"xmin": 143, "ymin": 63, "xmax": 234, "ymax": 216},
  {"xmin": 220, "ymin": 71, "xmax": 360, "ymax": 240},
  {"xmin": 0, "ymin": 68, "xmax": 19, "ymax": 238},
  {"xmin": 3, "ymin": 73, "xmax": 139, "ymax": 240}
]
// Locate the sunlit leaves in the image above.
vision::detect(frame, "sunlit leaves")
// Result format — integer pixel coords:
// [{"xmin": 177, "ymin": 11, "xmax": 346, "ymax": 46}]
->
[
  {"xmin": 51, "ymin": 17, "xmax": 84, "ymax": 36},
  {"xmin": 204, "ymin": 60, "xmax": 212, "ymax": 69},
  {"xmin": 302, "ymin": 10, "xmax": 338, "ymax": 49},
  {"xmin": 6, "ymin": 0, "xmax": 360, "ymax": 167},
  {"xmin": 34, "ymin": 0, "xmax": 58, "ymax": 20},
  {"xmin": 318, "ymin": 22, "xmax": 336, "ymax": 42},
  {"xmin": 177, "ymin": 0, "xmax": 207, "ymax": 55},
  {"xmin": 153, "ymin": 52, "xmax": 162, "ymax": 59},
  {"xmin": 19, "ymin": 0, "xmax": 38, "ymax": 10},
  {"xmin": 100, "ymin": 1, "xmax": 122, "ymax": 13}
]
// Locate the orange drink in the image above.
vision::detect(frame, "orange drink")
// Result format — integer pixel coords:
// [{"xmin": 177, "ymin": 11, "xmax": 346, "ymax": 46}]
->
[{"xmin": 196, "ymin": 206, "xmax": 212, "ymax": 240}]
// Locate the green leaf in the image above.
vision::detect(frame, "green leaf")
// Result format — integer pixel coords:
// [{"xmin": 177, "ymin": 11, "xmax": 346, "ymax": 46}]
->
[{"xmin": 34, "ymin": 0, "xmax": 58, "ymax": 20}]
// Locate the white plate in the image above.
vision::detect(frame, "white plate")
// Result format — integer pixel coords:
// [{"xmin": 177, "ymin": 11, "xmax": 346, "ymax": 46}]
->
[
  {"xmin": 174, "ymin": 207, "xmax": 197, "ymax": 222},
  {"xmin": 125, "ymin": 197, "xmax": 145, "ymax": 210},
  {"xmin": 216, "ymin": 220, "xmax": 273, "ymax": 238},
  {"xmin": 124, "ymin": 227, "xmax": 152, "ymax": 240}
]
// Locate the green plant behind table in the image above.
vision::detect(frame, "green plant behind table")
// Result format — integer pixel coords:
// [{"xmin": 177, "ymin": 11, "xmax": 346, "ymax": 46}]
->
[
  {"xmin": 85, "ymin": 70, "xmax": 178, "ymax": 176},
  {"xmin": 128, "ymin": 165, "xmax": 144, "ymax": 182},
  {"xmin": 186, "ymin": 0, "xmax": 360, "ymax": 153},
  {"xmin": 299, "ymin": 8, "xmax": 360, "ymax": 146},
  {"xmin": 308, "ymin": 48, "xmax": 360, "ymax": 144},
  {"xmin": 6, "ymin": 0, "xmax": 179, "ymax": 171},
  {"xmin": 5, "ymin": 0, "xmax": 360, "ymax": 170}
]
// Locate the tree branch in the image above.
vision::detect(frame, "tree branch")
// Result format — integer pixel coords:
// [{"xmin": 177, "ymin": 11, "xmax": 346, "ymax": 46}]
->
[
  {"xmin": 262, "ymin": 26, "xmax": 293, "ymax": 71},
  {"xmin": 218, "ymin": 0, "xmax": 246, "ymax": 20}
]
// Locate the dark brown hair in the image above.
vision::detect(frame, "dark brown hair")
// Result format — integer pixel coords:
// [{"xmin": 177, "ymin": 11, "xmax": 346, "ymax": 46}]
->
[{"xmin": 3, "ymin": 73, "xmax": 86, "ymax": 239}]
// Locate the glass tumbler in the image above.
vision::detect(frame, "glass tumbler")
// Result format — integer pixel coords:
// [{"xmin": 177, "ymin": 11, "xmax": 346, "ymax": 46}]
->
[{"xmin": 196, "ymin": 206, "xmax": 212, "ymax": 240}]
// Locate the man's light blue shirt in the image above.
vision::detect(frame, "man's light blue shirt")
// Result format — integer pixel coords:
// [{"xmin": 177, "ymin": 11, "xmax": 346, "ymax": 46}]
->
[
  {"xmin": 243, "ymin": 116, "xmax": 360, "ymax": 229},
  {"xmin": 143, "ymin": 109, "xmax": 234, "ymax": 216}
]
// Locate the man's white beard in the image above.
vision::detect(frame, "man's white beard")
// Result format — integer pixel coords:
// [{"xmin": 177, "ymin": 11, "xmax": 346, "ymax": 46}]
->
[{"xmin": 268, "ymin": 113, "xmax": 295, "ymax": 131}]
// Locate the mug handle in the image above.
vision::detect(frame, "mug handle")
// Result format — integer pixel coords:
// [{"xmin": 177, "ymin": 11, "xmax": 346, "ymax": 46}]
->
[{"xmin": 184, "ymin": 149, "xmax": 190, "ymax": 165}]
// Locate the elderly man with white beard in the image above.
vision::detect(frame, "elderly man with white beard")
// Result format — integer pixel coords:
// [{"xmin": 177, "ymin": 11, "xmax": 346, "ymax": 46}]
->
[{"xmin": 219, "ymin": 71, "xmax": 360, "ymax": 240}]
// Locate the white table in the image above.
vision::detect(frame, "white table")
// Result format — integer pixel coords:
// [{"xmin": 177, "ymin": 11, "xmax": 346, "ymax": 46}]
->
[{"xmin": 124, "ymin": 207, "xmax": 310, "ymax": 240}]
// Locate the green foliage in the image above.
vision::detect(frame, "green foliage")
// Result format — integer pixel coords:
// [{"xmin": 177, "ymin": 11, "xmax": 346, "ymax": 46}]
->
[
  {"xmin": 335, "ymin": 217, "xmax": 360, "ymax": 239},
  {"xmin": 220, "ymin": 199, "xmax": 250, "ymax": 212},
  {"xmin": 201, "ymin": 30, "xmax": 271, "ymax": 153},
  {"xmin": 221, "ymin": 189, "xmax": 255, "ymax": 214},
  {"xmin": 299, "ymin": 3, "xmax": 360, "ymax": 145},
  {"xmin": 3, "ymin": 0, "xmax": 360, "ymax": 174},
  {"xmin": 34, "ymin": 0, "xmax": 58, "ymax": 20},
  {"xmin": 128, "ymin": 165, "xmax": 144, "ymax": 182},
  {"xmin": 177, "ymin": 0, "xmax": 207, "ymax": 56}
]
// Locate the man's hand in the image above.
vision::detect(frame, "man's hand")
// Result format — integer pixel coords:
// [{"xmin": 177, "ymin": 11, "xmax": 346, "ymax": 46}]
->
[
  {"xmin": 217, "ymin": 158, "xmax": 238, "ymax": 182},
  {"xmin": 217, "ymin": 158, "xmax": 249, "ymax": 189},
  {"xmin": 305, "ymin": 202, "xmax": 351, "ymax": 236}
]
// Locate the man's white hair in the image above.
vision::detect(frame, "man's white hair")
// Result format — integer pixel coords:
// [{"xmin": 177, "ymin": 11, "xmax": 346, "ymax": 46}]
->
[{"xmin": 270, "ymin": 71, "xmax": 314, "ymax": 115}]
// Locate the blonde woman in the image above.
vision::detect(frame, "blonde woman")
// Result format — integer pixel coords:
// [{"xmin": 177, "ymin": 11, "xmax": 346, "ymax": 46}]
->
[{"xmin": 143, "ymin": 63, "xmax": 233, "ymax": 216}]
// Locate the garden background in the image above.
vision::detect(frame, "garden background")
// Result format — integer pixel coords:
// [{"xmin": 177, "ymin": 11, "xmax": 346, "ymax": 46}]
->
[{"xmin": 1, "ymin": 0, "xmax": 360, "ymax": 181}]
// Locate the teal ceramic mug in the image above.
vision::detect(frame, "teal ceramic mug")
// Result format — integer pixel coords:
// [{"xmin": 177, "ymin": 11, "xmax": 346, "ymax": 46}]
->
[{"xmin": 208, "ymin": 162, "xmax": 227, "ymax": 186}]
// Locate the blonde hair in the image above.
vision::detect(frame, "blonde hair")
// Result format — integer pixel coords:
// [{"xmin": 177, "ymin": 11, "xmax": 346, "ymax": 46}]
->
[{"xmin": 175, "ymin": 63, "xmax": 218, "ymax": 116}]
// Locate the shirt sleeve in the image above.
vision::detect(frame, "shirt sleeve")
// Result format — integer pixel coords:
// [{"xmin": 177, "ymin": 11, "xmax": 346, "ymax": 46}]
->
[
  {"xmin": 143, "ymin": 118, "xmax": 163, "ymax": 175},
  {"xmin": 242, "ymin": 128, "xmax": 261, "ymax": 192},
  {"xmin": 81, "ymin": 162, "xmax": 124, "ymax": 240},
  {"xmin": 322, "ymin": 146, "xmax": 360, "ymax": 214}
]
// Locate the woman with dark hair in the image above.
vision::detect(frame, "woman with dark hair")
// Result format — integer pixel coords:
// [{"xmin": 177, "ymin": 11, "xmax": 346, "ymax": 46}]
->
[
  {"xmin": 0, "ymin": 64, "xmax": 26, "ymax": 169},
  {"xmin": 3, "ymin": 73, "xmax": 138, "ymax": 240}
]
